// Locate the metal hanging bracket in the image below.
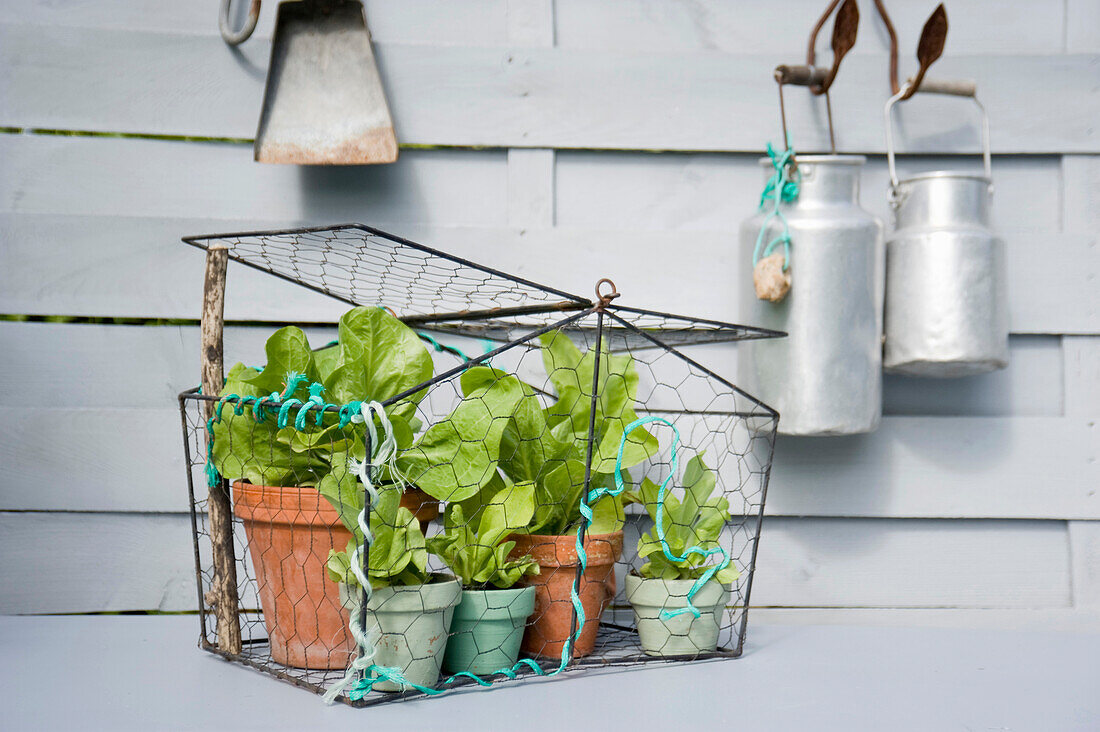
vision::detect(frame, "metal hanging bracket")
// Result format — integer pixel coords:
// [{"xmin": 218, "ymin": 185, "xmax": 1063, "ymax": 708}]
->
[{"xmin": 773, "ymin": 0, "xmax": 859, "ymax": 155}]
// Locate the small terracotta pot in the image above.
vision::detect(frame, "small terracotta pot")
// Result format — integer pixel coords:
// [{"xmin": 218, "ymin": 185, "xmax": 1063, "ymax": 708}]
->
[
  {"xmin": 508, "ymin": 531, "xmax": 624, "ymax": 659},
  {"xmin": 233, "ymin": 481, "xmax": 354, "ymax": 670},
  {"xmin": 400, "ymin": 486, "xmax": 440, "ymax": 534}
]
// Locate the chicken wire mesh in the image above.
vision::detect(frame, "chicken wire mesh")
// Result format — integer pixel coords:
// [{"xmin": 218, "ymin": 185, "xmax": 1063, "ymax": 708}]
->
[{"xmin": 179, "ymin": 225, "xmax": 780, "ymax": 705}]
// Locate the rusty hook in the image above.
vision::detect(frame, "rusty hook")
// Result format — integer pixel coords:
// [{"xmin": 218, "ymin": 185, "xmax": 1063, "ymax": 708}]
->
[
  {"xmin": 219, "ymin": 0, "xmax": 261, "ymax": 46},
  {"xmin": 900, "ymin": 4, "xmax": 949, "ymax": 101},
  {"xmin": 594, "ymin": 278, "xmax": 620, "ymax": 309},
  {"xmin": 774, "ymin": 0, "xmax": 858, "ymax": 154},
  {"xmin": 806, "ymin": 0, "xmax": 859, "ymax": 96},
  {"xmin": 871, "ymin": 0, "xmax": 901, "ymax": 95}
]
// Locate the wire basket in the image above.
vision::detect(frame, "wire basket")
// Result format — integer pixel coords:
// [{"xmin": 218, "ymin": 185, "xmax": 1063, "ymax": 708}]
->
[{"xmin": 178, "ymin": 224, "xmax": 780, "ymax": 705}]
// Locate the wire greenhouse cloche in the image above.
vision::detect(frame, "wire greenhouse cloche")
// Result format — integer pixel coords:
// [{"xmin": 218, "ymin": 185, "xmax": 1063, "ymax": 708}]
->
[{"xmin": 178, "ymin": 224, "xmax": 781, "ymax": 705}]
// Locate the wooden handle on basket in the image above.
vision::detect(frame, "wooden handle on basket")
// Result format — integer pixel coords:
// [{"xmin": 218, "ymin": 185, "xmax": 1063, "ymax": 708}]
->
[{"xmin": 200, "ymin": 245, "xmax": 242, "ymax": 654}]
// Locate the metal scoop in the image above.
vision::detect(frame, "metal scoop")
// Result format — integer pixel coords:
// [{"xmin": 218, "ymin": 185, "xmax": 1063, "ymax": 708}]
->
[{"xmin": 221, "ymin": 0, "xmax": 398, "ymax": 165}]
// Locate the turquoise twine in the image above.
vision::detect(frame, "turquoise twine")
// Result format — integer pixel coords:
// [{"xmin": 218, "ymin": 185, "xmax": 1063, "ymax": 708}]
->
[
  {"xmin": 612, "ymin": 417, "xmax": 732, "ymax": 620},
  {"xmin": 752, "ymin": 143, "xmax": 800, "ymax": 272},
  {"xmin": 329, "ymin": 415, "xmax": 731, "ymax": 701},
  {"xmin": 203, "ymin": 372, "xmax": 363, "ymax": 489},
  {"xmin": 325, "ymin": 419, "xmax": 601, "ymax": 702},
  {"xmin": 203, "ymin": 369, "xmax": 717, "ymax": 701}
]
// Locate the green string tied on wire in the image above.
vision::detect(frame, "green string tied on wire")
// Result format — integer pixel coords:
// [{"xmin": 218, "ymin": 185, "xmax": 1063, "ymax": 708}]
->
[{"xmin": 752, "ymin": 142, "xmax": 801, "ymax": 272}]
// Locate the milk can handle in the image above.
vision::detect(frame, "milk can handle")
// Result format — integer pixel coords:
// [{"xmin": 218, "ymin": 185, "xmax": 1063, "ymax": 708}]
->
[{"xmin": 884, "ymin": 77, "xmax": 991, "ymax": 189}]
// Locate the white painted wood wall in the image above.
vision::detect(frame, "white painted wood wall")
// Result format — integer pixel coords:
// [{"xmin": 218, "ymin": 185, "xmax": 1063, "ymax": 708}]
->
[{"xmin": 1, "ymin": 0, "xmax": 1097, "ymax": 630}]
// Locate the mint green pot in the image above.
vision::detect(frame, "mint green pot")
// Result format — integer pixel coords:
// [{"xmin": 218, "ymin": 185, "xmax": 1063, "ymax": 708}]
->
[
  {"xmin": 442, "ymin": 585, "xmax": 537, "ymax": 675},
  {"xmin": 340, "ymin": 575, "xmax": 462, "ymax": 692},
  {"xmin": 624, "ymin": 574, "xmax": 731, "ymax": 657}
]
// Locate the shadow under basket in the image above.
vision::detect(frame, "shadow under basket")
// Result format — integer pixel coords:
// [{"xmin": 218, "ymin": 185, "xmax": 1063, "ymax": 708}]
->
[{"xmin": 179, "ymin": 223, "xmax": 779, "ymax": 706}]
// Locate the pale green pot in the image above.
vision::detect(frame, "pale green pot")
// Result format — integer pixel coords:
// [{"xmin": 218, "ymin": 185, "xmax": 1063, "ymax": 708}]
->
[
  {"xmin": 624, "ymin": 574, "xmax": 731, "ymax": 657},
  {"xmin": 442, "ymin": 585, "xmax": 537, "ymax": 675},
  {"xmin": 340, "ymin": 575, "xmax": 462, "ymax": 692}
]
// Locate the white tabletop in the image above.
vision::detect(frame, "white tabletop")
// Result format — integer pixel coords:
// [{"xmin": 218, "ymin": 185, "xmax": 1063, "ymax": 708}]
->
[{"xmin": 3, "ymin": 615, "xmax": 1097, "ymax": 731}]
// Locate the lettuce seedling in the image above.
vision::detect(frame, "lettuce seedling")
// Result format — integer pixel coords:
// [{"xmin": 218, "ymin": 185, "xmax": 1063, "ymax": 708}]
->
[
  {"xmin": 626, "ymin": 453, "xmax": 740, "ymax": 584},
  {"xmin": 426, "ymin": 479, "xmax": 539, "ymax": 589},
  {"xmin": 490, "ymin": 331, "xmax": 658, "ymax": 536},
  {"xmin": 324, "ymin": 481, "xmax": 430, "ymax": 589}
]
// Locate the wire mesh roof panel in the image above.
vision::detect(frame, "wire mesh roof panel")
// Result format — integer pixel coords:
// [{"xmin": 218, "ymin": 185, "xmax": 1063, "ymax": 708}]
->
[
  {"xmin": 182, "ymin": 224, "xmax": 784, "ymax": 348},
  {"xmin": 183, "ymin": 224, "xmax": 588, "ymax": 319}
]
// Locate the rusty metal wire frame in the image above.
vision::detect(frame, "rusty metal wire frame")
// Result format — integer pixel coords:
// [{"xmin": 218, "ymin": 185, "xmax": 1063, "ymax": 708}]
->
[{"xmin": 178, "ymin": 224, "xmax": 779, "ymax": 706}]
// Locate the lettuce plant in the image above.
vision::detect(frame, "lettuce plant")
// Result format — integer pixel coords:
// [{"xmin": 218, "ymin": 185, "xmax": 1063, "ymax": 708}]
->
[
  {"xmin": 396, "ymin": 337, "xmax": 654, "ymax": 539},
  {"xmin": 210, "ymin": 307, "xmax": 433, "ymax": 487},
  {"xmin": 425, "ymin": 480, "xmax": 539, "ymax": 589},
  {"xmin": 626, "ymin": 454, "xmax": 739, "ymax": 585},
  {"xmin": 499, "ymin": 331, "xmax": 658, "ymax": 536},
  {"xmin": 324, "ymin": 482, "xmax": 430, "ymax": 589}
]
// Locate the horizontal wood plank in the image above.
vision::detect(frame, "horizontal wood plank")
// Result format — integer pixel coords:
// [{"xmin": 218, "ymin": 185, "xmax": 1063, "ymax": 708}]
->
[
  {"xmin": 1, "ymin": 22, "xmax": 1096, "ymax": 153},
  {"xmin": 751, "ymin": 607, "xmax": 1100, "ymax": 633},
  {"xmin": 0, "ymin": 322, "xmax": 1062, "ymax": 418},
  {"xmin": 0, "ymin": 512, "xmax": 1071, "ymax": 612},
  {"xmin": 751, "ymin": 517, "xmax": 1070, "ymax": 609},
  {"xmin": 0, "ymin": 512, "xmax": 200, "ymax": 613},
  {"xmin": 1, "ymin": 401, "xmax": 1094, "ymax": 519},
  {"xmin": 0, "ymin": 136, "xmax": 508, "ymax": 225},
  {"xmin": 0, "ymin": 0, "xmax": 509, "ymax": 44},
  {"xmin": 1, "ymin": 213, "xmax": 1095, "ymax": 334},
  {"xmin": 556, "ymin": 151, "xmax": 1063, "ymax": 235},
  {"xmin": 2, "ymin": 0, "xmax": 1065, "ymax": 57},
  {"xmin": 555, "ymin": 0, "xmax": 1067, "ymax": 56},
  {"xmin": 764, "ymin": 417, "xmax": 1099, "ymax": 519},
  {"xmin": 1069, "ymin": 521, "xmax": 1100, "ymax": 608},
  {"xmin": 1065, "ymin": 336, "xmax": 1100, "ymax": 418}
]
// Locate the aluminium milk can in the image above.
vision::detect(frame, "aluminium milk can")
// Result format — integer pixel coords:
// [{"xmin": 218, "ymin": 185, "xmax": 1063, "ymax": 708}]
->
[
  {"xmin": 882, "ymin": 80, "xmax": 1008, "ymax": 376},
  {"xmin": 738, "ymin": 155, "xmax": 885, "ymax": 436}
]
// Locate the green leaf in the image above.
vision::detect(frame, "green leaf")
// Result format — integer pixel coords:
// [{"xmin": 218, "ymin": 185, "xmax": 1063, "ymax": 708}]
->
[
  {"xmin": 681, "ymin": 452, "xmax": 717, "ymax": 521},
  {"xmin": 526, "ymin": 458, "xmax": 587, "ymax": 535},
  {"xmin": 477, "ymin": 480, "xmax": 536, "ymax": 549},
  {"xmin": 397, "ymin": 368, "xmax": 526, "ymax": 502},
  {"xmin": 497, "ymin": 385, "xmax": 571, "ymax": 484},
  {"xmin": 316, "ymin": 455, "xmax": 361, "ymax": 537},
  {"xmin": 238, "ymin": 326, "xmax": 319, "ymax": 396},
  {"xmin": 326, "ymin": 542, "xmax": 356, "ymax": 583},
  {"xmin": 538, "ymin": 329, "xmax": 658, "ymax": 489},
  {"xmin": 313, "ymin": 342, "xmax": 341, "ymax": 383},
  {"xmin": 210, "ymin": 412, "xmax": 328, "ymax": 486},
  {"xmin": 326, "ymin": 307, "xmax": 433, "ymax": 406},
  {"xmin": 632, "ymin": 453, "xmax": 734, "ymax": 582},
  {"xmin": 588, "ymin": 489, "xmax": 625, "ymax": 535},
  {"xmin": 715, "ymin": 563, "xmax": 741, "ymax": 585}
]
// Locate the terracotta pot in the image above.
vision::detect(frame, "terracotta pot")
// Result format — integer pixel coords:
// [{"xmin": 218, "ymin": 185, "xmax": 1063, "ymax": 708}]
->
[
  {"xmin": 508, "ymin": 531, "xmax": 624, "ymax": 660},
  {"xmin": 232, "ymin": 481, "xmax": 354, "ymax": 670},
  {"xmin": 400, "ymin": 486, "xmax": 440, "ymax": 534}
]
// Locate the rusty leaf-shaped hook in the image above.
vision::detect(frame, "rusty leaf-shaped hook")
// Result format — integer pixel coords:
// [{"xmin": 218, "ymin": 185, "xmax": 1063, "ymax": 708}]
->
[
  {"xmin": 902, "ymin": 3, "xmax": 948, "ymax": 99},
  {"xmin": 812, "ymin": 0, "xmax": 859, "ymax": 95},
  {"xmin": 871, "ymin": 0, "xmax": 900, "ymax": 94}
]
